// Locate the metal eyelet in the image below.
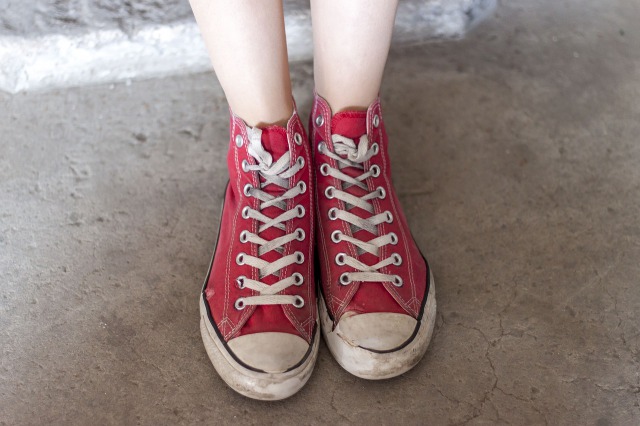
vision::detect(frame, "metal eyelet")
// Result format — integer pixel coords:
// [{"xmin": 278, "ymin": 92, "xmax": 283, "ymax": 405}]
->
[
  {"xmin": 239, "ymin": 230, "xmax": 249, "ymax": 243},
  {"xmin": 385, "ymin": 211, "xmax": 393, "ymax": 223},
  {"xmin": 330, "ymin": 230, "xmax": 342, "ymax": 243},
  {"xmin": 389, "ymin": 232, "xmax": 398, "ymax": 245},
  {"xmin": 328, "ymin": 207, "xmax": 338, "ymax": 220},
  {"xmin": 242, "ymin": 160, "xmax": 250, "ymax": 172},
  {"xmin": 234, "ymin": 298, "xmax": 246, "ymax": 310},
  {"xmin": 236, "ymin": 276, "xmax": 246, "ymax": 289},
  {"xmin": 339, "ymin": 273, "xmax": 351, "ymax": 285},
  {"xmin": 293, "ymin": 272, "xmax": 304, "ymax": 286},
  {"xmin": 317, "ymin": 142, "xmax": 326, "ymax": 153},
  {"xmin": 315, "ymin": 115, "xmax": 324, "ymax": 127},
  {"xmin": 325, "ymin": 186, "xmax": 336, "ymax": 199},
  {"xmin": 319, "ymin": 163, "xmax": 330, "ymax": 176},
  {"xmin": 371, "ymin": 165, "xmax": 381, "ymax": 177},
  {"xmin": 373, "ymin": 114, "xmax": 380, "ymax": 128},
  {"xmin": 296, "ymin": 205, "xmax": 306, "ymax": 218},
  {"xmin": 295, "ymin": 228, "xmax": 305, "ymax": 241},
  {"xmin": 297, "ymin": 157, "xmax": 305, "ymax": 168},
  {"xmin": 294, "ymin": 132, "xmax": 303, "ymax": 145},
  {"xmin": 293, "ymin": 295, "xmax": 305, "ymax": 308},
  {"xmin": 236, "ymin": 253, "xmax": 246, "ymax": 265},
  {"xmin": 392, "ymin": 275, "xmax": 403, "ymax": 287},
  {"xmin": 377, "ymin": 187, "xmax": 386, "ymax": 199},
  {"xmin": 235, "ymin": 134, "xmax": 243, "ymax": 148},
  {"xmin": 241, "ymin": 206, "xmax": 250, "ymax": 219},
  {"xmin": 372, "ymin": 143, "xmax": 379, "ymax": 155},
  {"xmin": 294, "ymin": 251, "xmax": 305, "ymax": 264},
  {"xmin": 392, "ymin": 253, "xmax": 403, "ymax": 266},
  {"xmin": 298, "ymin": 181, "xmax": 307, "ymax": 194},
  {"xmin": 243, "ymin": 184, "xmax": 252, "ymax": 197},
  {"xmin": 335, "ymin": 253, "xmax": 346, "ymax": 266}
]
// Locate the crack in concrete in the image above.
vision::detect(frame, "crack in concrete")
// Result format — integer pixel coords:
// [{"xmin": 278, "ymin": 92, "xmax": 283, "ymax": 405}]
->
[
  {"xmin": 449, "ymin": 318, "xmax": 550, "ymax": 426},
  {"xmin": 446, "ymin": 320, "xmax": 499, "ymax": 425},
  {"xmin": 434, "ymin": 386, "xmax": 481, "ymax": 425},
  {"xmin": 329, "ymin": 387, "xmax": 352, "ymax": 424},
  {"xmin": 560, "ymin": 254, "xmax": 620, "ymax": 307},
  {"xmin": 435, "ymin": 316, "xmax": 496, "ymax": 425},
  {"xmin": 494, "ymin": 387, "xmax": 549, "ymax": 426},
  {"xmin": 561, "ymin": 376, "xmax": 640, "ymax": 394}
]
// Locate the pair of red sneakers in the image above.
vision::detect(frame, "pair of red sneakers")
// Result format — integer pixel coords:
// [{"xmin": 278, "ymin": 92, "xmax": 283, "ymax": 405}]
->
[{"xmin": 199, "ymin": 92, "xmax": 436, "ymax": 400}]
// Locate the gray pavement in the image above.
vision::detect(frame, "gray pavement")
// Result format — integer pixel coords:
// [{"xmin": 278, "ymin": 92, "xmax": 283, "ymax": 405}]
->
[{"xmin": 1, "ymin": 0, "xmax": 639, "ymax": 424}]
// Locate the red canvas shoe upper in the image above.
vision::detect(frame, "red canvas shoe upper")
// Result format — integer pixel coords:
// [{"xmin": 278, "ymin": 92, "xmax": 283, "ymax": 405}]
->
[
  {"xmin": 203, "ymin": 108, "xmax": 316, "ymax": 344},
  {"xmin": 310, "ymin": 93, "xmax": 429, "ymax": 324}
]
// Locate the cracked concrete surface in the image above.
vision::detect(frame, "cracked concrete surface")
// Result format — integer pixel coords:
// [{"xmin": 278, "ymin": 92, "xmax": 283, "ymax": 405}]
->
[{"xmin": 1, "ymin": 0, "xmax": 640, "ymax": 425}]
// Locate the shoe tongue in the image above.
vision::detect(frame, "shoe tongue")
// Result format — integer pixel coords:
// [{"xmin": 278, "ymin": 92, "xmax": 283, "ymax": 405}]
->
[
  {"xmin": 331, "ymin": 110, "xmax": 368, "ymax": 140},
  {"xmin": 259, "ymin": 125, "xmax": 289, "ymax": 161},
  {"xmin": 331, "ymin": 111, "xmax": 372, "ymax": 220}
]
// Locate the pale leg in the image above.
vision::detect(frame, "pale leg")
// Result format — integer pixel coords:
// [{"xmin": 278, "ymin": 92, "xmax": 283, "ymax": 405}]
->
[
  {"xmin": 310, "ymin": 0, "xmax": 399, "ymax": 112},
  {"xmin": 189, "ymin": 0, "xmax": 293, "ymax": 126}
]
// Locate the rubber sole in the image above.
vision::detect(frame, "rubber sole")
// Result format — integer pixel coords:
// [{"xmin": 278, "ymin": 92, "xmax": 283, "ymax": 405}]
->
[
  {"xmin": 319, "ymin": 272, "xmax": 436, "ymax": 380},
  {"xmin": 199, "ymin": 296, "xmax": 320, "ymax": 401}
]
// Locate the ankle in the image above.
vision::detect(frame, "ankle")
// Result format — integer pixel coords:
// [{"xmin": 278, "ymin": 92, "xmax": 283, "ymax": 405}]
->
[
  {"xmin": 313, "ymin": 89, "xmax": 376, "ymax": 114},
  {"xmin": 227, "ymin": 97, "xmax": 294, "ymax": 128}
]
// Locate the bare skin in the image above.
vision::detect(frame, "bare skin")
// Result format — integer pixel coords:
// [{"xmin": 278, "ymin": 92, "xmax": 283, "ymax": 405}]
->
[
  {"xmin": 189, "ymin": 0, "xmax": 293, "ymax": 127},
  {"xmin": 189, "ymin": 0, "xmax": 399, "ymax": 123},
  {"xmin": 311, "ymin": 0, "xmax": 399, "ymax": 112}
]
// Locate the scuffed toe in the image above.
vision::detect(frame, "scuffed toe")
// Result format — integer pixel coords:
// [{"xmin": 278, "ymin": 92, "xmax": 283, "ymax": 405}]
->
[
  {"xmin": 227, "ymin": 332, "xmax": 309, "ymax": 373},
  {"xmin": 335, "ymin": 312, "xmax": 417, "ymax": 352}
]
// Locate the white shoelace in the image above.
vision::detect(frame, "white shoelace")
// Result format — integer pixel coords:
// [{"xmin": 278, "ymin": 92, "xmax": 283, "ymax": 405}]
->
[
  {"xmin": 319, "ymin": 134, "xmax": 404, "ymax": 287},
  {"xmin": 234, "ymin": 127, "xmax": 307, "ymax": 310}
]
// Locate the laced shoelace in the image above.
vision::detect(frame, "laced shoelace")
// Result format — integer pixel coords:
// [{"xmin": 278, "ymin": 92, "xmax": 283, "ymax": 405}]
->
[
  {"xmin": 319, "ymin": 134, "xmax": 404, "ymax": 288},
  {"xmin": 234, "ymin": 127, "xmax": 307, "ymax": 310}
]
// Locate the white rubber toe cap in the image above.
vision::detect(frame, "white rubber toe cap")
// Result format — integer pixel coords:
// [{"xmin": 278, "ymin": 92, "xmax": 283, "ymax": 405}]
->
[
  {"xmin": 335, "ymin": 312, "xmax": 417, "ymax": 352},
  {"xmin": 227, "ymin": 332, "xmax": 309, "ymax": 374}
]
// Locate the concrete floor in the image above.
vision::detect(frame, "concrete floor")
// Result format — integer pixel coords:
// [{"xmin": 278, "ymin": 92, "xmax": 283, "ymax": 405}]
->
[{"xmin": 2, "ymin": 1, "xmax": 639, "ymax": 425}]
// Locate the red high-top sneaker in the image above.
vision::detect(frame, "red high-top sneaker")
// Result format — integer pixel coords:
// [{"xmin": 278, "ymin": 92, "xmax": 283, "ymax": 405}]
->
[
  {"xmin": 310, "ymin": 92, "xmax": 436, "ymax": 380},
  {"xmin": 199, "ymin": 107, "xmax": 319, "ymax": 400}
]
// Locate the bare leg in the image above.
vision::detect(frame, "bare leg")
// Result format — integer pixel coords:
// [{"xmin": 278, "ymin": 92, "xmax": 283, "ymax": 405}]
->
[
  {"xmin": 310, "ymin": 0, "xmax": 399, "ymax": 112},
  {"xmin": 189, "ymin": 0, "xmax": 293, "ymax": 126}
]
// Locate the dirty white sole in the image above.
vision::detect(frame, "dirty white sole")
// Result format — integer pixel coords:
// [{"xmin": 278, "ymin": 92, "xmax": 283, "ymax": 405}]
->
[
  {"xmin": 319, "ymin": 272, "xmax": 436, "ymax": 380},
  {"xmin": 199, "ymin": 296, "xmax": 320, "ymax": 401}
]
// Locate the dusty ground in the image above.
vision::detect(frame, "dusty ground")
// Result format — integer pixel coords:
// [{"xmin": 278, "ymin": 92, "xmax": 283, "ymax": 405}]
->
[{"xmin": 1, "ymin": 0, "xmax": 639, "ymax": 424}]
